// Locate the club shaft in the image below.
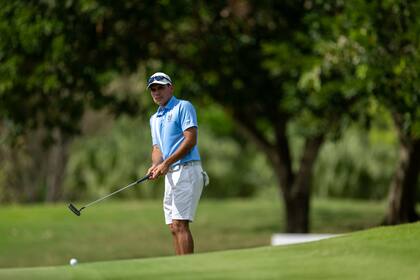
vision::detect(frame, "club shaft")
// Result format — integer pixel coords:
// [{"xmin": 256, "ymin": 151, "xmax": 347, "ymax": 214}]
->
[{"xmin": 83, "ymin": 176, "xmax": 148, "ymax": 209}]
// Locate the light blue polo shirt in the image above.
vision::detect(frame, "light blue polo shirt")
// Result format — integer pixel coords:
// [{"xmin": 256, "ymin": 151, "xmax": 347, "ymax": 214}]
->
[{"xmin": 150, "ymin": 96, "xmax": 201, "ymax": 166}]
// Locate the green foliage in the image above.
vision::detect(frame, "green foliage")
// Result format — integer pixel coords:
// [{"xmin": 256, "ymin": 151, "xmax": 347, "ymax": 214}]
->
[
  {"xmin": 314, "ymin": 126, "xmax": 398, "ymax": 200},
  {"xmin": 63, "ymin": 109, "xmax": 275, "ymax": 200},
  {"xmin": 63, "ymin": 115, "xmax": 160, "ymax": 201},
  {"xmin": 199, "ymin": 129, "xmax": 273, "ymax": 198},
  {"xmin": 0, "ymin": 0, "xmax": 165, "ymax": 137},
  {"xmin": 63, "ymin": 105, "xmax": 401, "ymax": 201},
  {"xmin": 283, "ymin": 107, "xmax": 399, "ymax": 201},
  {"xmin": 307, "ymin": 0, "xmax": 420, "ymax": 137},
  {"xmin": 1, "ymin": 0, "xmax": 419, "ymax": 232}
]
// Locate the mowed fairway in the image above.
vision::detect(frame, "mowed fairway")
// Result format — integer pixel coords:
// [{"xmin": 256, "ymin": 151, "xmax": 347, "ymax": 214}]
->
[
  {"xmin": 1, "ymin": 222, "xmax": 420, "ymax": 279},
  {"xmin": 0, "ymin": 198, "xmax": 386, "ymax": 268}
]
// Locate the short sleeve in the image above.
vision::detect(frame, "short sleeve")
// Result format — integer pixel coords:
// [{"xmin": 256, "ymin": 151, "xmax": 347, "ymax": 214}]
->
[
  {"xmin": 150, "ymin": 116, "xmax": 158, "ymax": 146},
  {"xmin": 179, "ymin": 101, "xmax": 198, "ymax": 131}
]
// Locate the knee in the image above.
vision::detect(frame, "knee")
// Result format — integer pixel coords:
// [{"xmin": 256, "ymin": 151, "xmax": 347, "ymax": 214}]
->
[
  {"xmin": 169, "ymin": 224, "xmax": 177, "ymax": 236},
  {"xmin": 170, "ymin": 221, "xmax": 189, "ymax": 235}
]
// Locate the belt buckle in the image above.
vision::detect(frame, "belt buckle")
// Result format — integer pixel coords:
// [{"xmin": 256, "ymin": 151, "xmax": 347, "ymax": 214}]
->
[
  {"xmin": 169, "ymin": 164, "xmax": 181, "ymax": 173},
  {"xmin": 169, "ymin": 161, "xmax": 197, "ymax": 172}
]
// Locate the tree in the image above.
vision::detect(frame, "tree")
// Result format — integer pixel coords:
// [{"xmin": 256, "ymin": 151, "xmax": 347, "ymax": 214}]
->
[
  {"xmin": 154, "ymin": 0, "xmax": 367, "ymax": 232},
  {"xmin": 328, "ymin": 0, "xmax": 420, "ymax": 224},
  {"xmin": 0, "ymin": 1, "xmax": 327, "ymax": 231},
  {"xmin": 366, "ymin": 0, "xmax": 420, "ymax": 224},
  {"xmin": 5, "ymin": 0, "xmax": 416, "ymax": 232},
  {"xmin": 300, "ymin": 0, "xmax": 420, "ymax": 225},
  {"xmin": 0, "ymin": 0, "xmax": 158, "ymax": 201},
  {"xmin": 0, "ymin": 0, "xmax": 365, "ymax": 232}
]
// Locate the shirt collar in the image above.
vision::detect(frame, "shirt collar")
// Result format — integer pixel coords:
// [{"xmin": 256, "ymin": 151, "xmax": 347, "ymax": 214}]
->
[{"xmin": 157, "ymin": 96, "xmax": 178, "ymax": 116}]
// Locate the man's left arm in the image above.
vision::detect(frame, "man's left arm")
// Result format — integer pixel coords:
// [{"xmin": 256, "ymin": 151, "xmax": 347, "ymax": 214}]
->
[{"xmin": 149, "ymin": 127, "xmax": 197, "ymax": 179}]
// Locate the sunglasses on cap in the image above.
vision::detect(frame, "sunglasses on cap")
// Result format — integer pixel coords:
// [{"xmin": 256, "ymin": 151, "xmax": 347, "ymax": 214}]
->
[{"xmin": 147, "ymin": 75, "xmax": 172, "ymax": 84}]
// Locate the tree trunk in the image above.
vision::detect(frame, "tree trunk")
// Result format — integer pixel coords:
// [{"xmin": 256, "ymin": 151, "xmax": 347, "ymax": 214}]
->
[
  {"xmin": 383, "ymin": 137, "xmax": 420, "ymax": 224},
  {"xmin": 45, "ymin": 130, "xmax": 71, "ymax": 202},
  {"xmin": 234, "ymin": 113, "xmax": 324, "ymax": 233},
  {"xmin": 383, "ymin": 114, "xmax": 420, "ymax": 225},
  {"xmin": 284, "ymin": 188, "xmax": 310, "ymax": 233},
  {"xmin": 279, "ymin": 135, "xmax": 324, "ymax": 233}
]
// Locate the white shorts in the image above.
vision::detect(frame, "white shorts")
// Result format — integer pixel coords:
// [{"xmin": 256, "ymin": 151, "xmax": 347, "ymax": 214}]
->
[{"xmin": 163, "ymin": 161, "xmax": 204, "ymax": 224}]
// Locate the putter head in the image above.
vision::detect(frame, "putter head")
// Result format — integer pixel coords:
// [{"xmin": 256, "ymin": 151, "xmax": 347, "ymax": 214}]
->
[{"xmin": 68, "ymin": 203, "xmax": 81, "ymax": 216}]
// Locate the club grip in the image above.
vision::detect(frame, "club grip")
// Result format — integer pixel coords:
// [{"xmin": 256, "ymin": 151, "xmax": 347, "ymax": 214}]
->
[{"xmin": 136, "ymin": 174, "xmax": 150, "ymax": 184}]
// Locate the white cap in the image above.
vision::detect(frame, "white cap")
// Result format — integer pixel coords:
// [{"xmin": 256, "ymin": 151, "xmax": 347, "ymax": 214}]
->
[{"xmin": 147, "ymin": 72, "xmax": 172, "ymax": 89}]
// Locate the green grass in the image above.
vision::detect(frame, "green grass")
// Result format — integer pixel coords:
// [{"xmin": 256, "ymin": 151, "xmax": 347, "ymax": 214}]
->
[
  {"xmin": 0, "ymin": 197, "xmax": 386, "ymax": 268},
  {"xmin": 1, "ymin": 222, "xmax": 419, "ymax": 279}
]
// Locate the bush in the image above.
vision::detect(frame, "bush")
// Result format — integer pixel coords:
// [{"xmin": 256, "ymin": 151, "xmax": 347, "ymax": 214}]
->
[
  {"xmin": 313, "ymin": 126, "xmax": 398, "ymax": 200},
  {"xmin": 63, "ymin": 113, "xmax": 275, "ymax": 200}
]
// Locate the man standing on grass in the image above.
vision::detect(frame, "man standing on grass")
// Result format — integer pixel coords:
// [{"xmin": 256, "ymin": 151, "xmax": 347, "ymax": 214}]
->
[{"xmin": 146, "ymin": 72, "xmax": 208, "ymax": 255}]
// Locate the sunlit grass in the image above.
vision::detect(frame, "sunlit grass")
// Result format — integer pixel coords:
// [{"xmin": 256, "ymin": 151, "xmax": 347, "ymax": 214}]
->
[
  {"xmin": 0, "ymin": 197, "xmax": 386, "ymax": 268},
  {"xmin": 1, "ymin": 222, "xmax": 419, "ymax": 280}
]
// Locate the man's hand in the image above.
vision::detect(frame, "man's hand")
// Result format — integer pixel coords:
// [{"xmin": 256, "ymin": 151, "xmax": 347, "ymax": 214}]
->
[
  {"xmin": 147, "ymin": 165, "xmax": 158, "ymax": 180},
  {"xmin": 148, "ymin": 162, "xmax": 170, "ymax": 180},
  {"xmin": 149, "ymin": 145, "xmax": 164, "ymax": 180}
]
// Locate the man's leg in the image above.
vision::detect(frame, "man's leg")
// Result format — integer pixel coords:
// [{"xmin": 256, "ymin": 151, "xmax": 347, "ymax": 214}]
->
[
  {"xmin": 166, "ymin": 164, "xmax": 203, "ymax": 255},
  {"xmin": 170, "ymin": 220, "xmax": 194, "ymax": 255},
  {"xmin": 169, "ymin": 223, "xmax": 181, "ymax": 255}
]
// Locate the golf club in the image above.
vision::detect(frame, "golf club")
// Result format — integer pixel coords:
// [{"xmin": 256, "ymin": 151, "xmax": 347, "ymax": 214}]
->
[{"xmin": 68, "ymin": 173, "xmax": 150, "ymax": 216}]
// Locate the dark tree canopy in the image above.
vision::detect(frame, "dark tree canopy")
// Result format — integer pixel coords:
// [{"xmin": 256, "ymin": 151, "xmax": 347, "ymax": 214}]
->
[{"xmin": 1, "ymin": 0, "xmax": 419, "ymax": 230}]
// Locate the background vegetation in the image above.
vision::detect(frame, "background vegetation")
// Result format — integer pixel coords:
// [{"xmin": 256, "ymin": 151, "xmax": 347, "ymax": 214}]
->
[{"xmin": 0, "ymin": 0, "xmax": 419, "ymax": 234}]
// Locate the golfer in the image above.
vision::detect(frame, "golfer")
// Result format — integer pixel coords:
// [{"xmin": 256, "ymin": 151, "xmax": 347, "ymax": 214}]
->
[{"xmin": 146, "ymin": 72, "xmax": 208, "ymax": 255}]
